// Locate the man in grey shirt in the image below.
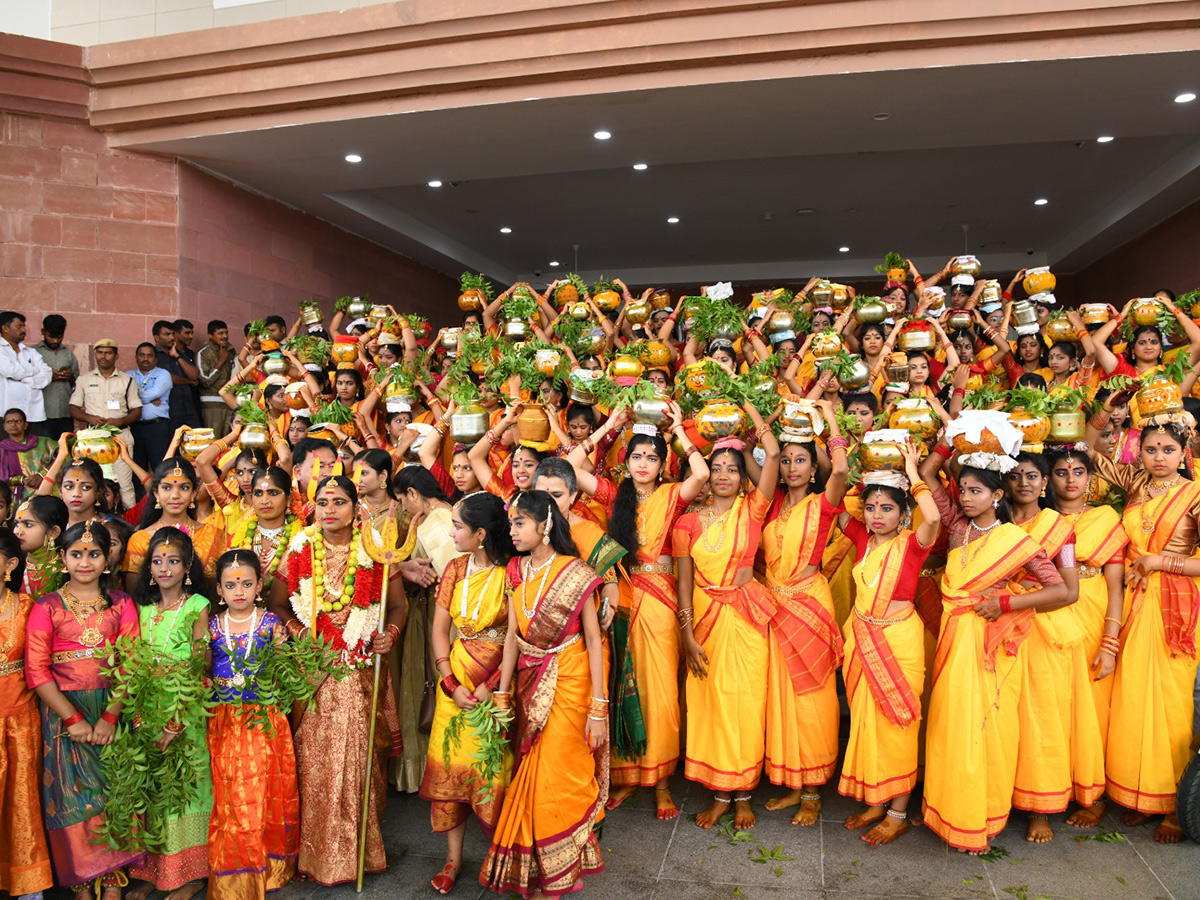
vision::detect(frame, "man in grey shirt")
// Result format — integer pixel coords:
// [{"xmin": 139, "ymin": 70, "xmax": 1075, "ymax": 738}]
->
[{"xmin": 32, "ymin": 314, "xmax": 79, "ymax": 441}]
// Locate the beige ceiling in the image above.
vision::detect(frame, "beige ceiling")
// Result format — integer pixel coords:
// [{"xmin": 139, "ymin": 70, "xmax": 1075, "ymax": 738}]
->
[{"xmin": 138, "ymin": 48, "xmax": 1200, "ymax": 287}]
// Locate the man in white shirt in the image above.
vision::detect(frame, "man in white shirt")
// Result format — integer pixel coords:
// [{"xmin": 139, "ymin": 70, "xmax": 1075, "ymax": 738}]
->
[{"xmin": 0, "ymin": 311, "xmax": 53, "ymax": 428}]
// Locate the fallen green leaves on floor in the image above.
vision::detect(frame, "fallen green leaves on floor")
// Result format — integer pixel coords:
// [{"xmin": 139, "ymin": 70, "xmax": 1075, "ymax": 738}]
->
[
  {"xmin": 979, "ymin": 845, "xmax": 1012, "ymax": 862},
  {"xmin": 1074, "ymin": 829, "xmax": 1127, "ymax": 844},
  {"xmin": 748, "ymin": 843, "xmax": 794, "ymax": 864}
]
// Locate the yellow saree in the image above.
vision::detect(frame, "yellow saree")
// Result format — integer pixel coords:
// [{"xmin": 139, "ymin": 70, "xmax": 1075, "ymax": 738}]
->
[{"xmin": 923, "ymin": 523, "xmax": 1042, "ymax": 851}]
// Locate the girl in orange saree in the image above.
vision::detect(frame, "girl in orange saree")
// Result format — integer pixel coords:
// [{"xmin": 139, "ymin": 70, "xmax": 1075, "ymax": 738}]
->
[
  {"xmin": 918, "ymin": 426, "xmax": 1069, "ymax": 854},
  {"xmin": 480, "ymin": 490, "xmax": 608, "ymax": 898},
  {"xmin": 759, "ymin": 399, "xmax": 847, "ymax": 827},
  {"xmin": 565, "ymin": 403, "xmax": 709, "ymax": 819},
  {"xmin": 836, "ymin": 436, "xmax": 940, "ymax": 846},
  {"xmin": 1004, "ymin": 452, "xmax": 1084, "ymax": 844},
  {"xmin": 1085, "ymin": 399, "xmax": 1200, "ymax": 843},
  {"xmin": 421, "ymin": 493, "xmax": 516, "ymax": 895},
  {"xmin": 1046, "ymin": 447, "xmax": 1128, "ymax": 829},
  {"xmin": 676, "ymin": 401, "xmax": 780, "ymax": 831}
]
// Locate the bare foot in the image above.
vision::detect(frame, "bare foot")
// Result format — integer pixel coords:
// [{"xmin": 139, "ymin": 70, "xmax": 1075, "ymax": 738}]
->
[
  {"xmin": 695, "ymin": 796, "xmax": 731, "ymax": 829},
  {"xmin": 606, "ymin": 785, "xmax": 637, "ymax": 811},
  {"xmin": 163, "ymin": 884, "xmax": 204, "ymax": 900},
  {"xmin": 733, "ymin": 796, "xmax": 757, "ymax": 830},
  {"xmin": 764, "ymin": 789, "xmax": 803, "ymax": 812},
  {"xmin": 655, "ymin": 786, "xmax": 679, "ymax": 820},
  {"xmin": 1122, "ymin": 810, "xmax": 1152, "ymax": 827},
  {"xmin": 1066, "ymin": 800, "xmax": 1107, "ymax": 829},
  {"xmin": 430, "ymin": 860, "xmax": 460, "ymax": 895},
  {"xmin": 124, "ymin": 882, "xmax": 154, "ymax": 900},
  {"xmin": 966, "ymin": 846, "xmax": 988, "ymax": 857},
  {"xmin": 1155, "ymin": 814, "xmax": 1183, "ymax": 844},
  {"xmin": 845, "ymin": 805, "xmax": 886, "ymax": 830},
  {"xmin": 791, "ymin": 793, "xmax": 821, "ymax": 827},
  {"xmin": 863, "ymin": 815, "xmax": 908, "ymax": 845},
  {"xmin": 1025, "ymin": 815, "xmax": 1053, "ymax": 843}
]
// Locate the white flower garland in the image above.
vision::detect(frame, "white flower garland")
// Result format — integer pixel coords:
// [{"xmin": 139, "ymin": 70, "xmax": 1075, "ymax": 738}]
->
[{"xmin": 286, "ymin": 527, "xmax": 380, "ymax": 664}]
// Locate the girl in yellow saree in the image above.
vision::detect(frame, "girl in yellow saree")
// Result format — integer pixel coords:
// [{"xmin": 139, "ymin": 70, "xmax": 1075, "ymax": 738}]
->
[
  {"xmin": 759, "ymin": 399, "xmax": 848, "ymax": 827},
  {"xmin": 1085, "ymin": 398, "xmax": 1200, "ymax": 843},
  {"xmin": 676, "ymin": 401, "xmax": 780, "ymax": 831},
  {"xmin": 480, "ymin": 491, "xmax": 608, "ymax": 898},
  {"xmin": 918, "ymin": 436, "xmax": 1069, "ymax": 854},
  {"xmin": 836, "ymin": 437, "xmax": 940, "ymax": 846},
  {"xmin": 1004, "ymin": 453, "xmax": 1084, "ymax": 844},
  {"xmin": 1046, "ymin": 447, "xmax": 1128, "ymax": 829},
  {"xmin": 565, "ymin": 403, "xmax": 709, "ymax": 819},
  {"xmin": 421, "ymin": 493, "xmax": 516, "ymax": 895}
]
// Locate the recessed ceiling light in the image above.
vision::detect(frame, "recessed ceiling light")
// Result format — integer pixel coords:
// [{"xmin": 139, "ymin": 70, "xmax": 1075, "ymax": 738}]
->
[
  {"xmin": 499, "ymin": 227, "xmax": 512, "ymax": 234},
  {"xmin": 549, "ymin": 261, "xmax": 560, "ymax": 267},
  {"xmin": 632, "ymin": 163, "xmax": 648, "ymax": 171},
  {"xmin": 838, "ymin": 246, "xmax": 850, "ymax": 252},
  {"xmin": 1175, "ymin": 92, "xmax": 1196, "ymax": 103},
  {"xmin": 344, "ymin": 153, "xmax": 362, "ymax": 163},
  {"xmin": 1096, "ymin": 136, "xmax": 1114, "ymax": 143},
  {"xmin": 427, "ymin": 179, "xmax": 443, "ymax": 187},
  {"xmin": 666, "ymin": 216, "xmax": 680, "ymax": 224},
  {"xmin": 593, "ymin": 130, "xmax": 612, "ymax": 140},
  {"xmin": 872, "ymin": 112, "xmax": 891, "ymax": 121},
  {"xmin": 795, "ymin": 208, "xmax": 815, "ymax": 215},
  {"xmin": 1034, "ymin": 198, "xmax": 1049, "ymax": 206}
]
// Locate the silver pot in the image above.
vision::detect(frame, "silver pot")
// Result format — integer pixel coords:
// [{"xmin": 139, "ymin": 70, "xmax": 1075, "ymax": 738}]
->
[
  {"xmin": 504, "ymin": 319, "xmax": 530, "ymax": 340},
  {"xmin": 631, "ymin": 396, "xmax": 670, "ymax": 428},
  {"xmin": 839, "ymin": 357, "xmax": 871, "ymax": 391},
  {"xmin": 449, "ymin": 402, "xmax": 489, "ymax": 446}
]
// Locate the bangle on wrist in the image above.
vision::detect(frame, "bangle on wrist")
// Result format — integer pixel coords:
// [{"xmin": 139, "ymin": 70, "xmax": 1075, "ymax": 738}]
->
[
  {"xmin": 997, "ymin": 593, "xmax": 1013, "ymax": 614},
  {"xmin": 64, "ymin": 711, "xmax": 85, "ymax": 727},
  {"xmin": 100, "ymin": 710, "xmax": 119, "ymax": 726}
]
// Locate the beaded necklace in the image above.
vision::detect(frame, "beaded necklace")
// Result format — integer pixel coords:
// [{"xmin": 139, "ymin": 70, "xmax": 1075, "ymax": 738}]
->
[
  {"xmin": 521, "ymin": 553, "xmax": 556, "ymax": 619},
  {"xmin": 221, "ymin": 607, "xmax": 260, "ymax": 688},
  {"xmin": 311, "ymin": 527, "xmax": 361, "ymax": 613},
  {"xmin": 147, "ymin": 593, "xmax": 186, "ymax": 652},
  {"xmin": 461, "ymin": 554, "xmax": 499, "ymax": 622},
  {"xmin": 236, "ymin": 515, "xmax": 298, "ymax": 591},
  {"xmin": 961, "ymin": 518, "xmax": 1001, "ymax": 571},
  {"xmin": 701, "ymin": 502, "xmax": 734, "ymax": 554}
]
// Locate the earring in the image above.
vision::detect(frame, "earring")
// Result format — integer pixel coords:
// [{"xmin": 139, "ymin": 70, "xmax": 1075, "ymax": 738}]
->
[
  {"xmin": 1039, "ymin": 487, "xmax": 1046, "ymax": 498},
  {"xmin": 185, "ymin": 572, "xmax": 192, "ymax": 587},
  {"xmin": 154, "ymin": 498, "xmax": 161, "ymax": 509},
  {"xmin": 218, "ymin": 597, "xmax": 226, "ymax": 607},
  {"xmin": 993, "ymin": 497, "xmax": 1001, "ymax": 508}
]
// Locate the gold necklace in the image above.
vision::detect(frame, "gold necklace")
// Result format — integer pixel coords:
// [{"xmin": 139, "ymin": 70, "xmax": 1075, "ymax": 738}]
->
[
  {"xmin": 701, "ymin": 503, "xmax": 733, "ymax": 554},
  {"xmin": 521, "ymin": 553, "xmax": 556, "ymax": 619},
  {"xmin": 861, "ymin": 534, "xmax": 890, "ymax": 590},
  {"xmin": 1142, "ymin": 476, "xmax": 1180, "ymax": 533},
  {"xmin": 634, "ymin": 486, "xmax": 653, "ymax": 539},
  {"xmin": 0, "ymin": 590, "xmax": 19, "ymax": 657},
  {"xmin": 62, "ymin": 583, "xmax": 104, "ymax": 647}
]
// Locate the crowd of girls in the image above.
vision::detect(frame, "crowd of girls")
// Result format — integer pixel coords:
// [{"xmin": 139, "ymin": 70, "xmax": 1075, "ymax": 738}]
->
[{"xmin": 3, "ymin": 260, "xmax": 1200, "ymax": 900}]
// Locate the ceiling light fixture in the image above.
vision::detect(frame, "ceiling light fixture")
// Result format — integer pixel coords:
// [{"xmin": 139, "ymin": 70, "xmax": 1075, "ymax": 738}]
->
[
  {"xmin": 594, "ymin": 130, "xmax": 612, "ymax": 140},
  {"xmin": 838, "ymin": 246, "xmax": 850, "ymax": 252},
  {"xmin": 499, "ymin": 227, "xmax": 512, "ymax": 234},
  {"xmin": 632, "ymin": 163, "xmax": 648, "ymax": 171},
  {"xmin": 1096, "ymin": 136, "xmax": 1114, "ymax": 143},
  {"xmin": 872, "ymin": 112, "xmax": 891, "ymax": 121},
  {"xmin": 666, "ymin": 216, "xmax": 680, "ymax": 224},
  {"xmin": 427, "ymin": 179, "xmax": 443, "ymax": 187},
  {"xmin": 344, "ymin": 153, "xmax": 362, "ymax": 163},
  {"xmin": 1034, "ymin": 198, "xmax": 1049, "ymax": 206},
  {"xmin": 1175, "ymin": 92, "xmax": 1196, "ymax": 103},
  {"xmin": 549, "ymin": 261, "xmax": 560, "ymax": 267}
]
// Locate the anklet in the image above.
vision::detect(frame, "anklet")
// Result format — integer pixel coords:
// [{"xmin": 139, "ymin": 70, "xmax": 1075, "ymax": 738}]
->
[
  {"xmin": 886, "ymin": 808, "xmax": 908, "ymax": 820},
  {"xmin": 733, "ymin": 795, "xmax": 753, "ymax": 802},
  {"xmin": 800, "ymin": 792, "xmax": 821, "ymax": 802}
]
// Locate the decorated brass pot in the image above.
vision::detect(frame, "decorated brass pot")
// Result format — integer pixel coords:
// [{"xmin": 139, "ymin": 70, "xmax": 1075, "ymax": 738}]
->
[
  {"xmin": 1130, "ymin": 298, "xmax": 1162, "ymax": 327},
  {"xmin": 594, "ymin": 289, "xmax": 621, "ymax": 313},
  {"xmin": 766, "ymin": 310, "xmax": 795, "ymax": 335},
  {"xmin": 1047, "ymin": 410, "xmax": 1086, "ymax": 442},
  {"xmin": 517, "ymin": 404, "xmax": 551, "ymax": 443},
  {"xmin": 888, "ymin": 400, "xmax": 939, "ymax": 441},
  {"xmin": 285, "ymin": 382, "xmax": 308, "ymax": 410},
  {"xmin": 449, "ymin": 401, "xmax": 489, "ymax": 445},
  {"xmin": 331, "ymin": 336, "xmax": 358, "ymax": 367},
  {"xmin": 625, "ymin": 299, "xmax": 652, "ymax": 325},
  {"xmin": 458, "ymin": 289, "xmax": 485, "ymax": 313},
  {"xmin": 504, "ymin": 319, "xmax": 531, "ymax": 341},
  {"xmin": 1045, "ymin": 317, "xmax": 1078, "ymax": 344},
  {"xmin": 650, "ymin": 289, "xmax": 672, "ymax": 310},
  {"xmin": 945, "ymin": 310, "xmax": 974, "ymax": 331},
  {"xmin": 345, "ymin": 297, "xmax": 369, "ymax": 318},
  {"xmin": 535, "ymin": 348, "xmax": 562, "ymax": 376},
  {"xmin": 854, "ymin": 299, "xmax": 888, "ymax": 325},
  {"xmin": 299, "ymin": 303, "xmax": 323, "ymax": 327},
  {"xmin": 441, "ymin": 327, "xmax": 462, "ymax": 353},
  {"xmin": 569, "ymin": 302, "xmax": 592, "ymax": 321},
  {"xmin": 811, "ymin": 331, "xmax": 843, "ymax": 361},
  {"xmin": 609, "ymin": 355, "xmax": 644, "ymax": 380},
  {"xmin": 569, "ymin": 369, "xmax": 602, "ymax": 404},
  {"xmin": 779, "ymin": 399, "xmax": 815, "ymax": 431},
  {"xmin": 1081, "ymin": 304, "xmax": 1110, "ymax": 325},
  {"xmin": 368, "ymin": 304, "xmax": 389, "ymax": 325},
  {"xmin": 860, "ymin": 440, "xmax": 905, "ymax": 472},
  {"xmin": 694, "ymin": 400, "xmax": 748, "ymax": 442},
  {"xmin": 262, "ymin": 353, "xmax": 289, "ymax": 377},
  {"xmin": 180, "ymin": 427, "xmax": 215, "ymax": 462},
  {"xmin": 239, "ymin": 423, "xmax": 271, "ymax": 451},
  {"xmin": 73, "ymin": 429, "xmax": 120, "ymax": 466},
  {"xmin": 981, "ymin": 280, "xmax": 1002, "ymax": 305},
  {"xmin": 1007, "ymin": 407, "xmax": 1051, "ymax": 444},
  {"xmin": 1135, "ymin": 377, "xmax": 1183, "ymax": 422},
  {"xmin": 1022, "ymin": 267, "xmax": 1056, "ymax": 296},
  {"xmin": 950, "ymin": 255, "xmax": 982, "ymax": 279},
  {"xmin": 885, "ymin": 359, "xmax": 910, "ymax": 384},
  {"xmin": 643, "ymin": 341, "xmax": 671, "ymax": 368},
  {"xmin": 1012, "ymin": 299, "xmax": 1039, "ymax": 329},
  {"xmin": 809, "ymin": 281, "xmax": 834, "ymax": 305},
  {"xmin": 682, "ymin": 362, "xmax": 712, "ymax": 395},
  {"xmin": 632, "ymin": 394, "xmax": 670, "ymax": 428},
  {"xmin": 829, "ymin": 283, "xmax": 851, "ymax": 311},
  {"xmin": 839, "ymin": 357, "xmax": 871, "ymax": 391},
  {"xmin": 897, "ymin": 324, "xmax": 934, "ymax": 352},
  {"xmin": 574, "ymin": 327, "xmax": 606, "ymax": 357}
]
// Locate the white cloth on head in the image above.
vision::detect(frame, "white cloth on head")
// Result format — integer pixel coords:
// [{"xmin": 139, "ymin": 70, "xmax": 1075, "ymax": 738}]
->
[
  {"xmin": 863, "ymin": 429, "xmax": 911, "ymax": 444},
  {"xmin": 706, "ymin": 282, "xmax": 734, "ymax": 301},
  {"xmin": 958, "ymin": 452, "xmax": 1018, "ymax": 474},
  {"xmin": 944, "ymin": 409, "xmax": 1023, "ymax": 457}
]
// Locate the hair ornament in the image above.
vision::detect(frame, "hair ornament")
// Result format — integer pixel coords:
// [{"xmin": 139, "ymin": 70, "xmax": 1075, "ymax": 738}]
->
[
  {"xmin": 631, "ymin": 423, "xmax": 659, "ymax": 437},
  {"xmin": 80, "ymin": 519, "xmax": 97, "ymax": 544}
]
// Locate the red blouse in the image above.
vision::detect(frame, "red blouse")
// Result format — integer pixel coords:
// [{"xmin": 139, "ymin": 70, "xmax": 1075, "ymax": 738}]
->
[
  {"xmin": 844, "ymin": 518, "xmax": 931, "ymax": 603},
  {"xmin": 24, "ymin": 591, "xmax": 140, "ymax": 692}
]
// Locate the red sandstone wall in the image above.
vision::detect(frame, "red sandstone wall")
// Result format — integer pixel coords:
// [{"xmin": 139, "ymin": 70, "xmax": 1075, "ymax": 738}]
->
[
  {"xmin": 1070, "ymin": 201, "xmax": 1200, "ymax": 302},
  {"xmin": 178, "ymin": 164, "xmax": 456, "ymax": 336},
  {"xmin": 0, "ymin": 109, "xmax": 181, "ymax": 358}
]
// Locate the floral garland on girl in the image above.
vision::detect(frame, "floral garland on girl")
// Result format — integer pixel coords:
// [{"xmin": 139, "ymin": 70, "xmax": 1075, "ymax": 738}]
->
[{"xmin": 285, "ymin": 525, "xmax": 382, "ymax": 667}]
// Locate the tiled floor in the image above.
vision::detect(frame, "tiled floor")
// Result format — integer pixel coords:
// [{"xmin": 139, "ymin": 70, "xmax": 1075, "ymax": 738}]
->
[{"xmin": 280, "ymin": 774, "xmax": 1198, "ymax": 900}]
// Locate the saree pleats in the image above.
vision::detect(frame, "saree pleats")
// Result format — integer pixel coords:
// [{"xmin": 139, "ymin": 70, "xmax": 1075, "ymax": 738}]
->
[
  {"xmin": 0, "ymin": 701, "xmax": 52, "ymax": 894},
  {"xmin": 295, "ymin": 667, "xmax": 400, "ymax": 886},
  {"xmin": 611, "ymin": 573, "xmax": 681, "ymax": 786},
  {"xmin": 206, "ymin": 705, "xmax": 299, "ymax": 900},
  {"xmin": 41, "ymin": 690, "xmax": 143, "ymax": 887}
]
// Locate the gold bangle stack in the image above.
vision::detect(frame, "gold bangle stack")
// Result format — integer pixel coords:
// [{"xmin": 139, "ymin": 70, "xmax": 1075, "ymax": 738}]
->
[{"xmin": 676, "ymin": 607, "xmax": 695, "ymax": 629}]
